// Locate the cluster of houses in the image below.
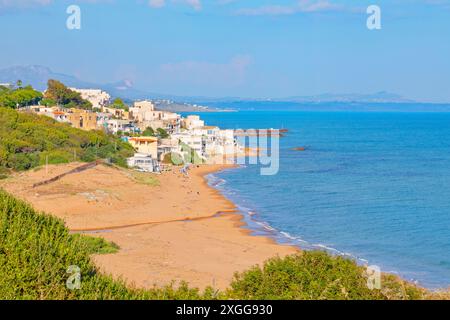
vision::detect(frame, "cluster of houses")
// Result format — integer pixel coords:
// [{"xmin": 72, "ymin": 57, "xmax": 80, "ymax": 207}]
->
[{"xmin": 22, "ymin": 88, "xmax": 242, "ymax": 172}]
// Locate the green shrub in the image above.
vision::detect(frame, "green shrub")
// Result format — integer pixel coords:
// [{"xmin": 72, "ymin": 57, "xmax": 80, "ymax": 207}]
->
[
  {"xmin": 227, "ymin": 251, "xmax": 426, "ymax": 300},
  {"xmin": 0, "ymin": 189, "xmax": 208, "ymax": 300},
  {"xmin": 0, "ymin": 107, "xmax": 134, "ymax": 173},
  {"xmin": 71, "ymin": 234, "xmax": 120, "ymax": 255}
]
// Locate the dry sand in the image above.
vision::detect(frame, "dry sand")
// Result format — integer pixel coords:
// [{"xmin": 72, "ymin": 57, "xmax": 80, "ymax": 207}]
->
[{"xmin": 1, "ymin": 163, "xmax": 297, "ymax": 290}]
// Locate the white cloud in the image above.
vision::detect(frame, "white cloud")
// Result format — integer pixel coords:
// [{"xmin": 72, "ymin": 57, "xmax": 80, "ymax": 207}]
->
[
  {"xmin": 0, "ymin": 0, "xmax": 52, "ymax": 9},
  {"xmin": 184, "ymin": 0, "xmax": 201, "ymax": 11},
  {"xmin": 148, "ymin": 0, "xmax": 202, "ymax": 10},
  {"xmin": 149, "ymin": 0, "xmax": 165, "ymax": 8},
  {"xmin": 0, "ymin": 0, "xmax": 113, "ymax": 11},
  {"xmin": 236, "ymin": 0, "xmax": 342, "ymax": 16}
]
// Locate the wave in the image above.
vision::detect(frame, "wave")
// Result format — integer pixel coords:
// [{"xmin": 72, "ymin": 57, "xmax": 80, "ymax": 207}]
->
[{"xmin": 206, "ymin": 170, "xmax": 397, "ymax": 278}]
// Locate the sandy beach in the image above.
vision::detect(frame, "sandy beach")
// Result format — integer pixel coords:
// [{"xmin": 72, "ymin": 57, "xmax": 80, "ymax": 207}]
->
[{"xmin": 0, "ymin": 163, "xmax": 297, "ymax": 290}]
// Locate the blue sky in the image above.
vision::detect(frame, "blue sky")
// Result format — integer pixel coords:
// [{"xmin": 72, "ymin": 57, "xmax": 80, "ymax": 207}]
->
[{"xmin": 0, "ymin": 0, "xmax": 449, "ymax": 101}]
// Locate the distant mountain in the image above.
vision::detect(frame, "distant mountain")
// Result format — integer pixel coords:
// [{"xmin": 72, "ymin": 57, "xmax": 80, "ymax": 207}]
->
[
  {"xmin": 0, "ymin": 65, "xmax": 94, "ymax": 91},
  {"xmin": 0, "ymin": 65, "xmax": 415, "ymax": 104},
  {"xmin": 0, "ymin": 65, "xmax": 158, "ymax": 100},
  {"xmin": 283, "ymin": 92, "xmax": 415, "ymax": 103}
]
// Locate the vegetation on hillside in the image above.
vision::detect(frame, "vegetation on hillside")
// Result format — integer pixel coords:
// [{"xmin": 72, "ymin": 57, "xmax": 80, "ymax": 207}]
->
[
  {"xmin": 43, "ymin": 80, "xmax": 92, "ymax": 110},
  {"xmin": 0, "ymin": 84, "xmax": 43, "ymax": 108},
  {"xmin": 0, "ymin": 107, "xmax": 134, "ymax": 172},
  {"xmin": 142, "ymin": 126, "xmax": 169, "ymax": 139}
]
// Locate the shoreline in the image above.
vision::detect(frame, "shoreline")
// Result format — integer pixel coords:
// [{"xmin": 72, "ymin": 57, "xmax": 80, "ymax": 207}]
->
[
  {"xmin": 204, "ymin": 167, "xmax": 443, "ymax": 290},
  {"xmin": 0, "ymin": 162, "xmax": 298, "ymax": 290}
]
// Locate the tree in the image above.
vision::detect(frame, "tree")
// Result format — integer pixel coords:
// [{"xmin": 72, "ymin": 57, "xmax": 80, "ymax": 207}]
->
[
  {"xmin": 156, "ymin": 128, "xmax": 169, "ymax": 139},
  {"xmin": 111, "ymin": 98, "xmax": 129, "ymax": 111},
  {"xmin": 0, "ymin": 85, "xmax": 42, "ymax": 109},
  {"xmin": 41, "ymin": 98, "xmax": 57, "ymax": 107},
  {"xmin": 142, "ymin": 127, "xmax": 155, "ymax": 137},
  {"xmin": 44, "ymin": 79, "xmax": 92, "ymax": 110}
]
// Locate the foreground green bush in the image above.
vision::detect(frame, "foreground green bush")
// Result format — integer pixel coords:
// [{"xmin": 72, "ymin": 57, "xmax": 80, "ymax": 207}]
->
[
  {"xmin": 0, "ymin": 189, "xmax": 211, "ymax": 300},
  {"xmin": 227, "ymin": 251, "xmax": 427, "ymax": 300}
]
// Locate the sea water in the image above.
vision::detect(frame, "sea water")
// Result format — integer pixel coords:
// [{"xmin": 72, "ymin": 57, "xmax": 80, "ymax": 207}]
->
[{"xmin": 184, "ymin": 109, "xmax": 450, "ymax": 289}]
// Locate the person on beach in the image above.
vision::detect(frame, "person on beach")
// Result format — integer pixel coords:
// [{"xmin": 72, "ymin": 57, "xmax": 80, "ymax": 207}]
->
[{"xmin": 180, "ymin": 163, "xmax": 191, "ymax": 177}]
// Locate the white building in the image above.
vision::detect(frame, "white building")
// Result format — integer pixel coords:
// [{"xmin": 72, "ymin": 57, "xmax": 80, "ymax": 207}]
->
[
  {"xmin": 132, "ymin": 100, "xmax": 155, "ymax": 111},
  {"xmin": 127, "ymin": 153, "xmax": 159, "ymax": 172},
  {"xmin": 171, "ymin": 126, "xmax": 240, "ymax": 162},
  {"xmin": 172, "ymin": 132, "xmax": 204, "ymax": 159},
  {"xmin": 106, "ymin": 119, "xmax": 137, "ymax": 134},
  {"xmin": 183, "ymin": 115, "xmax": 205, "ymax": 130},
  {"xmin": 137, "ymin": 111, "xmax": 181, "ymax": 134},
  {"xmin": 157, "ymin": 138, "xmax": 181, "ymax": 161},
  {"xmin": 70, "ymin": 88, "xmax": 111, "ymax": 110},
  {"xmin": 130, "ymin": 100, "xmax": 154, "ymax": 121}
]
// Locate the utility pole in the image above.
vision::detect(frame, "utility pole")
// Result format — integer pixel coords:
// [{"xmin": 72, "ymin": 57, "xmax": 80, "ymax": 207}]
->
[{"xmin": 45, "ymin": 155, "xmax": 48, "ymax": 175}]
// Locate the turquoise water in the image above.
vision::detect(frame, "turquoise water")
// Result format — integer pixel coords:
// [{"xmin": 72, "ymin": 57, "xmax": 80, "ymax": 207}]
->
[{"xmin": 190, "ymin": 110, "xmax": 450, "ymax": 289}]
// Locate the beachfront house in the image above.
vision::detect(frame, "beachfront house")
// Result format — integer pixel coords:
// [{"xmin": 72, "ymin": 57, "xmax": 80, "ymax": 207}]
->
[
  {"xmin": 171, "ymin": 132, "xmax": 205, "ymax": 161},
  {"xmin": 157, "ymin": 138, "xmax": 181, "ymax": 161},
  {"xmin": 128, "ymin": 136, "xmax": 158, "ymax": 159},
  {"xmin": 204, "ymin": 129, "xmax": 237, "ymax": 158},
  {"xmin": 126, "ymin": 153, "xmax": 159, "ymax": 173}
]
